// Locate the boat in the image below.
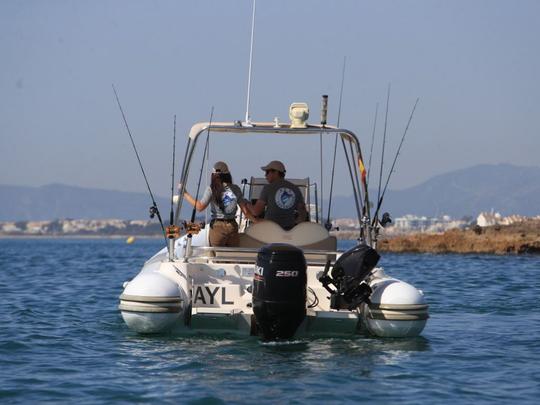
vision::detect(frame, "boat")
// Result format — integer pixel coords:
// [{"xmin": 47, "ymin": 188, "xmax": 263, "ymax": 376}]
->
[{"xmin": 118, "ymin": 102, "xmax": 429, "ymax": 340}]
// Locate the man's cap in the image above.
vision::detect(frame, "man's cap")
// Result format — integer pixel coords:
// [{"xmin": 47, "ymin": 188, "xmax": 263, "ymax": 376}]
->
[
  {"xmin": 261, "ymin": 160, "xmax": 286, "ymax": 173},
  {"xmin": 213, "ymin": 161, "xmax": 230, "ymax": 174}
]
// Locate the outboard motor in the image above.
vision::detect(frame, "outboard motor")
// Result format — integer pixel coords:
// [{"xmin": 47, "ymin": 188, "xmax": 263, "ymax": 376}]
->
[
  {"xmin": 252, "ymin": 243, "xmax": 307, "ymax": 341},
  {"xmin": 319, "ymin": 244, "xmax": 380, "ymax": 310}
]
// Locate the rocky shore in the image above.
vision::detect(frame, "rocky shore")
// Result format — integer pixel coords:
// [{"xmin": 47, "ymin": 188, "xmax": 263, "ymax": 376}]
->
[
  {"xmin": 377, "ymin": 220, "xmax": 540, "ymax": 254},
  {"xmin": 2, "ymin": 218, "xmax": 539, "ymax": 254}
]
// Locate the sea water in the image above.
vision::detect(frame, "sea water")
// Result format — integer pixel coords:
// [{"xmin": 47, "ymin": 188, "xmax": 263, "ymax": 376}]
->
[{"xmin": 0, "ymin": 238, "xmax": 539, "ymax": 404}]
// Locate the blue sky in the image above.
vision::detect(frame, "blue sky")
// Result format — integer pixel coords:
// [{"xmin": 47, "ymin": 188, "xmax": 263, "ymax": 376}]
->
[{"xmin": 1, "ymin": 0, "xmax": 538, "ymax": 197}]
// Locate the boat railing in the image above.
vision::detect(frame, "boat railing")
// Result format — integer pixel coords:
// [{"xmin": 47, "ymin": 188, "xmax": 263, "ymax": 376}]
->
[{"xmin": 185, "ymin": 246, "xmax": 340, "ymax": 266}]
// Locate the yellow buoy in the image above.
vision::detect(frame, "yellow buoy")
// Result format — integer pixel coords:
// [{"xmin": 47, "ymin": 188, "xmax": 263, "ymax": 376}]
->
[{"xmin": 126, "ymin": 236, "xmax": 136, "ymax": 244}]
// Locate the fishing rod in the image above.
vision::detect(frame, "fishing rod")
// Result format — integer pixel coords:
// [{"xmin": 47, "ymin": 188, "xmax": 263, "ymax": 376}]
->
[
  {"xmin": 164, "ymin": 115, "xmax": 182, "ymax": 260},
  {"xmin": 190, "ymin": 107, "xmax": 214, "ymax": 223},
  {"xmin": 376, "ymin": 84, "xmax": 391, "ymax": 212},
  {"xmin": 326, "ymin": 56, "xmax": 347, "ymax": 227},
  {"xmin": 169, "ymin": 115, "xmax": 177, "ymax": 226},
  {"xmin": 112, "ymin": 84, "xmax": 166, "ymax": 239},
  {"xmin": 340, "ymin": 136, "xmax": 363, "ymax": 223},
  {"xmin": 348, "ymin": 138, "xmax": 363, "ymax": 213},
  {"xmin": 173, "ymin": 135, "xmax": 192, "ymax": 226},
  {"xmin": 363, "ymin": 102, "xmax": 379, "ymax": 242},
  {"xmin": 372, "ymin": 98, "xmax": 419, "ymax": 226},
  {"xmin": 366, "ymin": 102, "xmax": 379, "ymax": 186}
]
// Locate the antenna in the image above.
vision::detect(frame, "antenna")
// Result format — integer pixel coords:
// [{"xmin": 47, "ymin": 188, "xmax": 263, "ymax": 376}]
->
[
  {"xmin": 244, "ymin": 0, "xmax": 256, "ymax": 125},
  {"xmin": 336, "ymin": 56, "xmax": 346, "ymax": 127}
]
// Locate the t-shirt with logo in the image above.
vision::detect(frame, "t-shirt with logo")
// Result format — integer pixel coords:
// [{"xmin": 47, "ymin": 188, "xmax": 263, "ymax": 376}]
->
[
  {"xmin": 201, "ymin": 184, "xmax": 245, "ymax": 220},
  {"xmin": 259, "ymin": 179, "xmax": 303, "ymax": 230}
]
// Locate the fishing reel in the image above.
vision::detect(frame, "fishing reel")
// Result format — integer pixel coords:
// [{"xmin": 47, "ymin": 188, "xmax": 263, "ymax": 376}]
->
[
  {"xmin": 182, "ymin": 221, "xmax": 205, "ymax": 236},
  {"xmin": 165, "ymin": 225, "xmax": 180, "ymax": 239},
  {"xmin": 380, "ymin": 212, "xmax": 392, "ymax": 228},
  {"xmin": 149, "ymin": 205, "xmax": 158, "ymax": 219}
]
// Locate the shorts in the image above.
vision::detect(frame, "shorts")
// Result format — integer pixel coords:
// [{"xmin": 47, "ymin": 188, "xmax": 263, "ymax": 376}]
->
[{"xmin": 209, "ymin": 219, "xmax": 239, "ymax": 247}]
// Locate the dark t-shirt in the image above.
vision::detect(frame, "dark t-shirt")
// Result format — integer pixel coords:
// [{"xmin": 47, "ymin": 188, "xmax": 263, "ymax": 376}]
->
[{"xmin": 259, "ymin": 179, "xmax": 304, "ymax": 230}]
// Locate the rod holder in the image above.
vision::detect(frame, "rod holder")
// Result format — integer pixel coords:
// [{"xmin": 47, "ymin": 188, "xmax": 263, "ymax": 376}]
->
[{"xmin": 167, "ymin": 238, "xmax": 175, "ymax": 261}]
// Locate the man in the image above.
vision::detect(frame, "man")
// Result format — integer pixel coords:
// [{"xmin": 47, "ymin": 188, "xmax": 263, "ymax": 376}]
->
[{"xmin": 249, "ymin": 160, "xmax": 307, "ymax": 230}]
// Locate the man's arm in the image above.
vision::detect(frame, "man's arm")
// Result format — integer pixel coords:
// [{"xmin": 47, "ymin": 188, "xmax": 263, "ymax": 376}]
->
[
  {"xmin": 296, "ymin": 201, "xmax": 307, "ymax": 223},
  {"xmin": 239, "ymin": 201, "xmax": 259, "ymax": 222},
  {"xmin": 249, "ymin": 184, "xmax": 268, "ymax": 217}
]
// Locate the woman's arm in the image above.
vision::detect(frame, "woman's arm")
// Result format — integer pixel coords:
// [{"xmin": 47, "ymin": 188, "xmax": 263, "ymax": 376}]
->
[{"xmin": 183, "ymin": 190, "xmax": 209, "ymax": 212}]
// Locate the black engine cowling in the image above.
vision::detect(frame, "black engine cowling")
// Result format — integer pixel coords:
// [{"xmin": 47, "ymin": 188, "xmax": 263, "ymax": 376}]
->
[
  {"xmin": 319, "ymin": 243, "xmax": 380, "ymax": 310},
  {"xmin": 252, "ymin": 243, "xmax": 307, "ymax": 341}
]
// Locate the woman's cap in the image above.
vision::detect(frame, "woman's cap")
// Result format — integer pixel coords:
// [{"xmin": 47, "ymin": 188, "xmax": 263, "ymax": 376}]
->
[
  {"xmin": 213, "ymin": 161, "xmax": 230, "ymax": 174},
  {"xmin": 261, "ymin": 160, "xmax": 286, "ymax": 173}
]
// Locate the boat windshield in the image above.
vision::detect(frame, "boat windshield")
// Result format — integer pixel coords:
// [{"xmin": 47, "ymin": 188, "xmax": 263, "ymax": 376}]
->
[{"xmin": 175, "ymin": 122, "xmax": 369, "ymax": 237}]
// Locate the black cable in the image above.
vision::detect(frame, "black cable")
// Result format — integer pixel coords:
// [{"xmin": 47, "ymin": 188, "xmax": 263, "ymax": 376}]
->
[{"xmin": 307, "ymin": 287, "xmax": 319, "ymax": 309}]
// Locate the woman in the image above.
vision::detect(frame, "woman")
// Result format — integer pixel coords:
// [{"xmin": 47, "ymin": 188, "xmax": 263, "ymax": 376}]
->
[{"xmin": 182, "ymin": 161, "xmax": 252, "ymax": 247}]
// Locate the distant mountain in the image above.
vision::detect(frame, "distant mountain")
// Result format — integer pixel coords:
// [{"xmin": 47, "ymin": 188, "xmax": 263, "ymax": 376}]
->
[
  {"xmin": 1, "ymin": 164, "xmax": 539, "ymax": 221},
  {"xmin": 0, "ymin": 183, "xmax": 174, "ymax": 221},
  {"xmin": 329, "ymin": 164, "xmax": 540, "ymax": 218}
]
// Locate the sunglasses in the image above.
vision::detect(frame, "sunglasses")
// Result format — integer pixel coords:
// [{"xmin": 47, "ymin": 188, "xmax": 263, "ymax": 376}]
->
[{"xmin": 265, "ymin": 169, "xmax": 277, "ymax": 175}]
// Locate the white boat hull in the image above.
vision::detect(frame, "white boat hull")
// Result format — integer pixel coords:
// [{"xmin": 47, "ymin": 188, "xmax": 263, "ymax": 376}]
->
[
  {"xmin": 116, "ymin": 119, "xmax": 429, "ymax": 339},
  {"xmin": 119, "ymin": 239, "xmax": 428, "ymax": 338}
]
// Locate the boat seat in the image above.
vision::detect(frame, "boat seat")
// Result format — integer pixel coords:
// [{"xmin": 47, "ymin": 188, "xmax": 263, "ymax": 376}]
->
[
  {"xmin": 238, "ymin": 220, "xmax": 337, "ymax": 251},
  {"xmin": 210, "ymin": 222, "xmax": 336, "ymax": 264}
]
